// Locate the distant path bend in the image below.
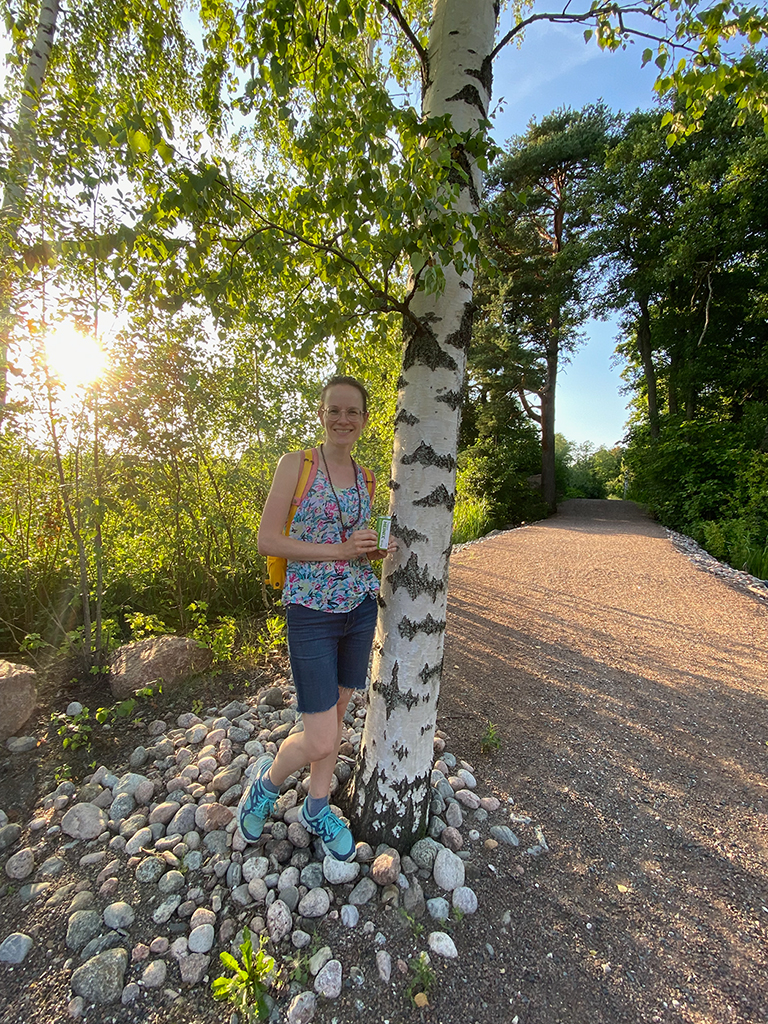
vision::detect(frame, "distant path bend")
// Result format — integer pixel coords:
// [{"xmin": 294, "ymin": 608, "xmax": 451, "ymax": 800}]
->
[{"xmin": 437, "ymin": 498, "xmax": 768, "ymax": 1024}]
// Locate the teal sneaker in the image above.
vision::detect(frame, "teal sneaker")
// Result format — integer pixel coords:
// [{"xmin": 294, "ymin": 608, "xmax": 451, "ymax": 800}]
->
[
  {"xmin": 237, "ymin": 754, "xmax": 276, "ymax": 843},
  {"xmin": 299, "ymin": 802, "xmax": 356, "ymax": 862}
]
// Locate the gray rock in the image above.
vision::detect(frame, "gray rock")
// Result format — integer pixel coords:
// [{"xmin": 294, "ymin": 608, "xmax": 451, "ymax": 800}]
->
[
  {"xmin": 79, "ymin": 931, "xmax": 124, "ymax": 961},
  {"xmin": 109, "ymin": 635, "xmax": 212, "ymax": 699},
  {"xmin": 18, "ymin": 881, "xmax": 52, "ymax": 903},
  {"xmin": 5, "ymin": 847, "xmax": 35, "ymax": 880},
  {"xmin": 103, "ymin": 902, "xmax": 135, "ymax": 930},
  {"xmin": 300, "ymin": 862, "xmax": 324, "ymax": 890},
  {"xmin": 322, "ymin": 856, "xmax": 359, "ymax": 885},
  {"xmin": 340, "ymin": 904, "xmax": 359, "ymax": 928},
  {"xmin": 0, "ymin": 660, "xmax": 37, "ymax": 741},
  {"xmin": 135, "ymin": 857, "xmax": 166, "ymax": 884},
  {"xmin": 61, "ymin": 804, "xmax": 108, "ymax": 841},
  {"xmin": 445, "ymin": 801, "xmax": 463, "ymax": 829},
  {"xmin": 452, "ymin": 886, "xmax": 478, "ymax": 915},
  {"xmin": 129, "ymin": 745, "xmax": 149, "ymax": 768},
  {"xmin": 188, "ymin": 923, "xmax": 214, "ymax": 953},
  {"xmin": 410, "ymin": 837, "xmax": 441, "ymax": 871},
  {"xmin": 152, "ymin": 895, "xmax": 182, "ymax": 924},
  {"xmin": 109, "ymin": 793, "xmax": 135, "ymax": 823},
  {"xmin": 286, "ymin": 990, "xmax": 317, "ymax": 1024},
  {"xmin": 281, "ymin": 885, "xmax": 300, "ymax": 913},
  {"xmin": 266, "ymin": 899, "xmax": 293, "ymax": 942},
  {"xmin": 298, "ymin": 887, "xmax": 330, "ymax": 918},
  {"xmin": 314, "ymin": 959, "xmax": 342, "ymax": 998},
  {"xmin": 308, "ymin": 946, "xmax": 332, "ymax": 976},
  {"xmin": 402, "ymin": 877, "xmax": 426, "ymax": 918},
  {"xmin": 6, "ymin": 735, "xmax": 38, "ymax": 753},
  {"xmin": 490, "ymin": 825, "xmax": 519, "ymax": 847},
  {"xmin": 121, "ymin": 982, "xmax": 140, "ymax": 1004},
  {"xmin": 0, "ymin": 932, "xmax": 33, "ymax": 963},
  {"xmin": 66, "ymin": 910, "xmax": 102, "ymax": 951},
  {"xmin": 158, "ymin": 869, "xmax": 185, "ymax": 894},
  {"xmin": 0, "ymin": 823, "xmax": 22, "ymax": 851},
  {"xmin": 141, "ymin": 959, "xmax": 167, "ymax": 988},
  {"xmin": 348, "ymin": 876, "xmax": 377, "ymax": 905},
  {"xmin": 432, "ymin": 847, "xmax": 465, "ymax": 892},
  {"xmin": 426, "ymin": 897, "xmax": 450, "ymax": 921},
  {"xmin": 376, "ymin": 949, "xmax": 392, "ymax": 982},
  {"xmin": 37, "ymin": 855, "xmax": 65, "ymax": 878},
  {"xmin": 178, "ymin": 951, "xmax": 210, "ymax": 986},
  {"xmin": 71, "ymin": 947, "xmax": 129, "ymax": 1004},
  {"xmin": 428, "ymin": 931, "xmax": 458, "ymax": 958}
]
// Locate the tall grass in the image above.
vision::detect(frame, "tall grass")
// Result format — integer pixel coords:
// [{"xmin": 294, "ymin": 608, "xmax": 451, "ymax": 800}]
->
[{"xmin": 452, "ymin": 496, "xmax": 496, "ymax": 545}]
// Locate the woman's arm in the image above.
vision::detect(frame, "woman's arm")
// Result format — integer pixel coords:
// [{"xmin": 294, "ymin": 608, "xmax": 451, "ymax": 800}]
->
[{"xmin": 257, "ymin": 451, "xmax": 378, "ymax": 561}]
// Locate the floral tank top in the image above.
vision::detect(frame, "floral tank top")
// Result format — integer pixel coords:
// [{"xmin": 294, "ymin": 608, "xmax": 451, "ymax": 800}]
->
[{"xmin": 282, "ymin": 463, "xmax": 379, "ymax": 612}]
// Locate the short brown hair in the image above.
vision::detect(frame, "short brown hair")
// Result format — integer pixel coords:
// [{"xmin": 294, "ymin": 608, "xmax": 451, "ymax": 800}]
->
[{"xmin": 320, "ymin": 375, "xmax": 369, "ymax": 413}]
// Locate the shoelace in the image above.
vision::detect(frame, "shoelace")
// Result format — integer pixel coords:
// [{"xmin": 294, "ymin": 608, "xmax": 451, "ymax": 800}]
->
[{"xmin": 312, "ymin": 809, "xmax": 343, "ymax": 839}]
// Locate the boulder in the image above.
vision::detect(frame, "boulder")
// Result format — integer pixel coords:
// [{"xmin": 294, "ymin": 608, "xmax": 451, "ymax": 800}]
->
[
  {"xmin": 109, "ymin": 636, "xmax": 212, "ymax": 699},
  {"xmin": 0, "ymin": 660, "xmax": 37, "ymax": 741}
]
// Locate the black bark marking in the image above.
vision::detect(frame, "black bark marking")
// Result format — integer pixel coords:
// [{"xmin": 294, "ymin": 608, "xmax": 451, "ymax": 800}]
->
[
  {"xmin": 377, "ymin": 594, "xmax": 386, "ymax": 608},
  {"xmin": 388, "ymin": 552, "xmax": 445, "ymax": 601},
  {"xmin": 413, "ymin": 484, "xmax": 455, "ymax": 512},
  {"xmin": 397, "ymin": 374, "xmax": 408, "ymax": 390},
  {"xmin": 467, "ymin": 57, "xmax": 493, "ymax": 97},
  {"xmin": 401, "ymin": 441, "xmax": 456, "ymax": 472},
  {"xmin": 445, "ymin": 302, "xmax": 475, "ymax": 353},
  {"xmin": 392, "ymin": 742, "xmax": 408, "ymax": 762},
  {"xmin": 371, "ymin": 661, "xmax": 421, "ymax": 718},
  {"xmin": 436, "ymin": 389, "xmax": 463, "ymax": 410},
  {"xmin": 459, "ymin": 279, "xmax": 471, "ymax": 290},
  {"xmin": 445, "ymin": 83, "xmax": 487, "ymax": 118},
  {"xmin": 397, "ymin": 614, "xmax": 447, "ymax": 640},
  {"xmin": 420, "ymin": 722, "xmax": 434, "ymax": 736},
  {"xmin": 419, "ymin": 660, "xmax": 443, "ymax": 686},
  {"xmin": 443, "ymin": 543, "xmax": 453, "ymax": 558},
  {"xmin": 402, "ymin": 317, "xmax": 458, "ymax": 372},
  {"xmin": 347, "ymin": 765, "xmax": 431, "ymax": 850},
  {"xmin": 392, "ymin": 521, "xmax": 428, "ymax": 546},
  {"xmin": 389, "ymin": 478, "xmax": 400, "ymax": 491},
  {"xmin": 448, "ymin": 144, "xmax": 480, "ymax": 207},
  {"xmin": 394, "ymin": 408, "xmax": 420, "ymax": 427}
]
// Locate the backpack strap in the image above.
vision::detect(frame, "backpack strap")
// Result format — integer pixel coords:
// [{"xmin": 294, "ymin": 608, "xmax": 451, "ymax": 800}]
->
[
  {"xmin": 359, "ymin": 463, "xmax": 376, "ymax": 503},
  {"xmin": 284, "ymin": 448, "xmax": 318, "ymax": 537}
]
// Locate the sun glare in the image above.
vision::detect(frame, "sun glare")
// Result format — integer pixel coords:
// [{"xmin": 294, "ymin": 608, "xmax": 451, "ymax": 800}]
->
[{"xmin": 45, "ymin": 325, "xmax": 107, "ymax": 390}]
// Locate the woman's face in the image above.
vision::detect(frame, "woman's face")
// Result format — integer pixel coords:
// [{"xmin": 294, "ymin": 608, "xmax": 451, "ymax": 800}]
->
[{"xmin": 319, "ymin": 383, "xmax": 369, "ymax": 447}]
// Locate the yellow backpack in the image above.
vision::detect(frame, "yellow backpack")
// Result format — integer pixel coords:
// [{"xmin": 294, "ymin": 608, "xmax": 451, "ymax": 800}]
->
[{"xmin": 266, "ymin": 448, "xmax": 376, "ymax": 590}]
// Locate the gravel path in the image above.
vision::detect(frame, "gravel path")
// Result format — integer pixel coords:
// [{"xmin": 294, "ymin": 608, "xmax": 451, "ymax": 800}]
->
[
  {"xmin": 437, "ymin": 498, "xmax": 768, "ymax": 1024},
  {"xmin": 2, "ymin": 498, "xmax": 766, "ymax": 1024}
]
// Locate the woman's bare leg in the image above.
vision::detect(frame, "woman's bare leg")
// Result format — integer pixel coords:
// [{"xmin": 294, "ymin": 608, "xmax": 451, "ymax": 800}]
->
[{"xmin": 267, "ymin": 688, "xmax": 353, "ymax": 797}]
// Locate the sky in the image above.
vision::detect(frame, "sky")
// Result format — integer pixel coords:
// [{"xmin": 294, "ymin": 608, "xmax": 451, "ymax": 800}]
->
[{"xmin": 488, "ymin": 14, "xmax": 663, "ymax": 449}]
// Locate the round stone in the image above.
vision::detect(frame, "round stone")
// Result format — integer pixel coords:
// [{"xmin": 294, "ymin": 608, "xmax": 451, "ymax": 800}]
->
[
  {"xmin": 428, "ymin": 931, "xmax": 458, "ymax": 958},
  {"xmin": 266, "ymin": 899, "xmax": 293, "ymax": 942},
  {"xmin": 426, "ymin": 897, "xmax": 450, "ymax": 921},
  {"xmin": 322, "ymin": 856, "xmax": 360, "ymax": 886},
  {"xmin": 452, "ymin": 885, "xmax": 478, "ymax": 915},
  {"xmin": 66, "ymin": 909, "xmax": 102, "ymax": 951},
  {"xmin": 157, "ymin": 870, "xmax": 184, "ymax": 894},
  {"xmin": 5, "ymin": 847, "xmax": 35, "ymax": 880},
  {"xmin": 314, "ymin": 959, "xmax": 343, "ymax": 998},
  {"xmin": 141, "ymin": 959, "xmax": 167, "ymax": 988},
  {"xmin": 433, "ymin": 847, "xmax": 465, "ymax": 892},
  {"xmin": 371, "ymin": 848, "xmax": 400, "ymax": 886},
  {"xmin": 188, "ymin": 923, "xmax": 214, "ymax": 953},
  {"xmin": 298, "ymin": 887, "xmax": 330, "ymax": 918},
  {"xmin": 0, "ymin": 932, "xmax": 33, "ymax": 963},
  {"xmin": 70, "ymin": 947, "xmax": 129, "ymax": 1004},
  {"xmin": 409, "ymin": 837, "xmax": 441, "ymax": 871},
  {"xmin": 103, "ymin": 901, "xmax": 135, "ymax": 930},
  {"xmin": 61, "ymin": 805, "xmax": 108, "ymax": 841}
]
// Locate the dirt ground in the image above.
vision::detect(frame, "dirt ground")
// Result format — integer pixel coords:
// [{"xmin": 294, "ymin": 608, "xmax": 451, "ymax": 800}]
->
[{"xmin": 2, "ymin": 498, "xmax": 767, "ymax": 1024}]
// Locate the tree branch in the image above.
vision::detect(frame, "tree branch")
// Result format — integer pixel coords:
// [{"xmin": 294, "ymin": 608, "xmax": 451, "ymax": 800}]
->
[{"xmin": 376, "ymin": 0, "xmax": 429, "ymax": 92}]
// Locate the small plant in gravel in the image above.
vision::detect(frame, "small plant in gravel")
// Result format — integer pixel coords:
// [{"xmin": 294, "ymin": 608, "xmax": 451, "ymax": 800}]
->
[
  {"xmin": 405, "ymin": 951, "xmax": 435, "ymax": 1006},
  {"xmin": 50, "ymin": 705, "xmax": 93, "ymax": 751},
  {"xmin": 480, "ymin": 718, "xmax": 501, "ymax": 754},
  {"xmin": 399, "ymin": 907, "xmax": 425, "ymax": 939},
  {"xmin": 212, "ymin": 927, "xmax": 278, "ymax": 1022}
]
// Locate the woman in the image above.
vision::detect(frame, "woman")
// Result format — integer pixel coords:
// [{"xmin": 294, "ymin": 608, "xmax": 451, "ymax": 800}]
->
[{"xmin": 238, "ymin": 375, "xmax": 395, "ymax": 861}]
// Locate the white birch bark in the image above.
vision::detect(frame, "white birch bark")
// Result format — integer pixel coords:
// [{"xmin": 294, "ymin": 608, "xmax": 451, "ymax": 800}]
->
[
  {"xmin": 1, "ymin": 0, "xmax": 61, "ymax": 412},
  {"xmin": 348, "ymin": 0, "xmax": 498, "ymax": 848}
]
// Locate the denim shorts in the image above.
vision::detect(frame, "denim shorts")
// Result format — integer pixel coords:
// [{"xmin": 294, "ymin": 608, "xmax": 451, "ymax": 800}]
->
[{"xmin": 285, "ymin": 595, "xmax": 378, "ymax": 714}]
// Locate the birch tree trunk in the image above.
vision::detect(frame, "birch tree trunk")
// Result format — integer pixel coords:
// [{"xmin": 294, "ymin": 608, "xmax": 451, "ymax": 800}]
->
[
  {"xmin": 347, "ymin": 0, "xmax": 498, "ymax": 850},
  {"xmin": 0, "ymin": 0, "xmax": 61, "ymax": 415}
]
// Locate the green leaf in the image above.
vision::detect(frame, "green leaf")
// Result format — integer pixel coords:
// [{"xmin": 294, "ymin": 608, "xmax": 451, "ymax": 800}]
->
[{"xmin": 410, "ymin": 252, "xmax": 426, "ymax": 274}]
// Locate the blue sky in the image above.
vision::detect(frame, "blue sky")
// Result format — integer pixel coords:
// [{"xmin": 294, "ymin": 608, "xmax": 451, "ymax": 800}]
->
[{"xmin": 488, "ymin": 16, "xmax": 662, "ymax": 449}]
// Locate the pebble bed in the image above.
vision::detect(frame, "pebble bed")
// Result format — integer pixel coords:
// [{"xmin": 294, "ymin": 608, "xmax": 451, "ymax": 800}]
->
[
  {"xmin": 0, "ymin": 679, "xmax": 542, "ymax": 1023},
  {"xmin": 666, "ymin": 528, "xmax": 768, "ymax": 601}
]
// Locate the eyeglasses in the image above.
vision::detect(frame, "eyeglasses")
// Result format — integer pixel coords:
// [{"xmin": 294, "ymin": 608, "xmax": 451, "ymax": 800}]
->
[{"xmin": 322, "ymin": 406, "xmax": 364, "ymax": 421}]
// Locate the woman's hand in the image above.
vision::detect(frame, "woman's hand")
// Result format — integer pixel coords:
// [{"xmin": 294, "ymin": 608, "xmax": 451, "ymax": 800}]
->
[
  {"xmin": 342, "ymin": 528, "xmax": 380, "ymax": 559},
  {"xmin": 369, "ymin": 537, "xmax": 399, "ymax": 561}
]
